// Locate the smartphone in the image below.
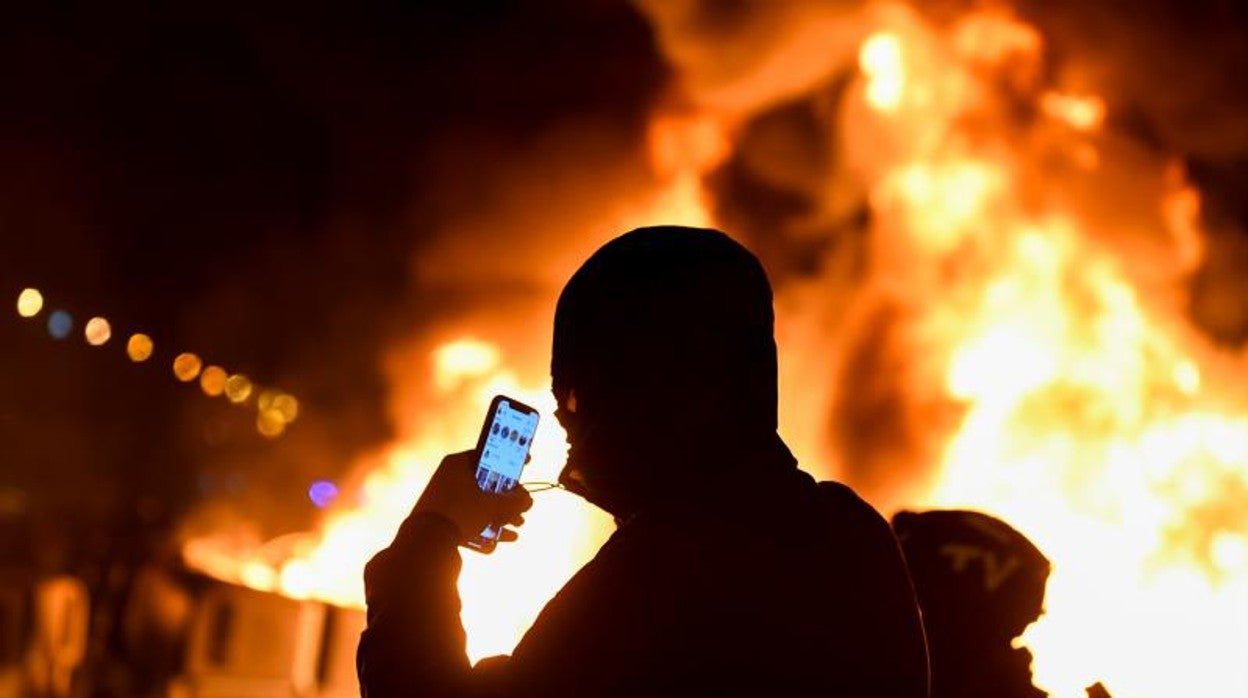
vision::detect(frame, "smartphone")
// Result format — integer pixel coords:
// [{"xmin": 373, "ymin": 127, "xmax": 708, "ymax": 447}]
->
[{"xmin": 464, "ymin": 395, "xmax": 540, "ymax": 553}]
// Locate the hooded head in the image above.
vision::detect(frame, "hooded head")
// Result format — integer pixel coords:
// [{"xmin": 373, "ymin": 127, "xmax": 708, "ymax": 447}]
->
[
  {"xmin": 892, "ymin": 509, "xmax": 1051, "ymax": 645},
  {"xmin": 551, "ymin": 226, "xmax": 787, "ymax": 517},
  {"xmin": 892, "ymin": 510, "xmax": 1050, "ymax": 695}
]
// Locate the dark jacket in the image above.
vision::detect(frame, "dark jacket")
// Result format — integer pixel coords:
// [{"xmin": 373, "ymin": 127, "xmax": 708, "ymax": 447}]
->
[{"xmin": 357, "ymin": 463, "xmax": 929, "ymax": 697}]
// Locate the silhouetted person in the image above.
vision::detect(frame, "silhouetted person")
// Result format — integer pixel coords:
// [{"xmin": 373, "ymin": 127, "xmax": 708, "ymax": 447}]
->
[
  {"xmin": 358, "ymin": 226, "xmax": 929, "ymax": 696},
  {"xmin": 893, "ymin": 510, "xmax": 1050, "ymax": 698}
]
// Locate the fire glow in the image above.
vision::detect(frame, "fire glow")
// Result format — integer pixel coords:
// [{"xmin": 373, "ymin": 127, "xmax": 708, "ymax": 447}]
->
[{"xmin": 183, "ymin": 4, "xmax": 1248, "ymax": 697}]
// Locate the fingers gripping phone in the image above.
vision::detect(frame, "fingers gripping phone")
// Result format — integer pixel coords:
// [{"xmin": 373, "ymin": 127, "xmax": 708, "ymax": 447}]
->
[{"xmin": 465, "ymin": 395, "xmax": 540, "ymax": 553}]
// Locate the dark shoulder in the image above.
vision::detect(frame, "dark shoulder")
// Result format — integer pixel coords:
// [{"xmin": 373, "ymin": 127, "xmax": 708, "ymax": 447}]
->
[
  {"xmin": 813, "ymin": 479, "xmax": 913, "ymax": 573},
  {"xmin": 816, "ymin": 480, "xmax": 892, "ymax": 531}
]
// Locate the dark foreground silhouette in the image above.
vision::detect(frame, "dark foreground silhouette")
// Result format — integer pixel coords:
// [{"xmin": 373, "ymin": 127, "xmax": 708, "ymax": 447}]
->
[
  {"xmin": 894, "ymin": 510, "xmax": 1115, "ymax": 698},
  {"xmin": 358, "ymin": 226, "xmax": 929, "ymax": 696},
  {"xmin": 894, "ymin": 510, "xmax": 1050, "ymax": 698}
]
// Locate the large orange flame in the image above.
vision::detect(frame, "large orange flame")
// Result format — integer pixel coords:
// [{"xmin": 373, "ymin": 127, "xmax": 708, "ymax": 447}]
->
[
  {"xmin": 844, "ymin": 9, "xmax": 1248, "ymax": 697},
  {"xmin": 185, "ymin": 4, "xmax": 1248, "ymax": 696}
]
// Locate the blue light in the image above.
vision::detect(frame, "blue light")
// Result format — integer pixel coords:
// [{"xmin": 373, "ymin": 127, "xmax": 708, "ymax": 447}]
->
[
  {"xmin": 308, "ymin": 480, "xmax": 339, "ymax": 508},
  {"xmin": 47, "ymin": 310, "xmax": 73, "ymax": 340}
]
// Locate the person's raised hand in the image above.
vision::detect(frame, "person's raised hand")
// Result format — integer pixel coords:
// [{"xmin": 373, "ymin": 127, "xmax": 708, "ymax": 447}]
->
[{"xmin": 412, "ymin": 450, "xmax": 533, "ymax": 545}]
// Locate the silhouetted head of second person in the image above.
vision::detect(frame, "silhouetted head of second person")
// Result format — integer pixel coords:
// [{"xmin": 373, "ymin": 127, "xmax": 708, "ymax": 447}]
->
[{"xmin": 552, "ymin": 226, "xmax": 786, "ymax": 518}]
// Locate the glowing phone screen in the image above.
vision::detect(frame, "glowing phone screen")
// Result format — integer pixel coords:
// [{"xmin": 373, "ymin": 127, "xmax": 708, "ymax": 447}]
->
[{"xmin": 473, "ymin": 399, "xmax": 539, "ymax": 543}]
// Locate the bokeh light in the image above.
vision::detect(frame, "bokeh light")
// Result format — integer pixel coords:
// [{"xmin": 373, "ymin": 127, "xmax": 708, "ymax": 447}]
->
[
  {"xmin": 273, "ymin": 394, "xmax": 299, "ymax": 423},
  {"xmin": 47, "ymin": 310, "xmax": 73, "ymax": 340},
  {"xmin": 16, "ymin": 288, "xmax": 43, "ymax": 318},
  {"xmin": 126, "ymin": 334, "xmax": 154, "ymax": 362},
  {"xmin": 256, "ymin": 409, "xmax": 286, "ymax": 438},
  {"xmin": 257, "ymin": 389, "xmax": 278, "ymax": 411},
  {"xmin": 225, "ymin": 374, "xmax": 253, "ymax": 404},
  {"xmin": 200, "ymin": 366, "xmax": 227, "ymax": 396},
  {"xmin": 173, "ymin": 353, "xmax": 203, "ymax": 382},
  {"xmin": 84, "ymin": 317, "xmax": 112, "ymax": 346},
  {"xmin": 307, "ymin": 480, "xmax": 339, "ymax": 508}
]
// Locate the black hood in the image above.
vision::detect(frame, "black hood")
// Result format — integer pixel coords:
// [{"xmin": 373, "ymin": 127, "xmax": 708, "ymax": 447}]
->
[{"xmin": 552, "ymin": 226, "xmax": 789, "ymax": 516}]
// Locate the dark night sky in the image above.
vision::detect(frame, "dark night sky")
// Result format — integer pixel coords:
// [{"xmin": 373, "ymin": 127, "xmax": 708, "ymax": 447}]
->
[{"xmin": 0, "ymin": 1, "xmax": 666, "ymax": 528}]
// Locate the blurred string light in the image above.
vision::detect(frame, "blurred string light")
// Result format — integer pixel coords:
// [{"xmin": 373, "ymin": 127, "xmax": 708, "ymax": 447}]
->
[
  {"xmin": 225, "ymin": 374, "xmax": 253, "ymax": 404},
  {"xmin": 173, "ymin": 352, "xmax": 203, "ymax": 382},
  {"xmin": 84, "ymin": 317, "xmax": 111, "ymax": 346},
  {"xmin": 256, "ymin": 389, "xmax": 300, "ymax": 438},
  {"xmin": 256, "ymin": 409, "xmax": 287, "ymax": 438},
  {"xmin": 258, "ymin": 389, "xmax": 278, "ymax": 411},
  {"xmin": 307, "ymin": 480, "xmax": 339, "ymax": 508},
  {"xmin": 13, "ymin": 286, "xmax": 301, "ymax": 439},
  {"xmin": 200, "ymin": 366, "xmax": 227, "ymax": 396},
  {"xmin": 272, "ymin": 393, "xmax": 299, "ymax": 422},
  {"xmin": 47, "ymin": 310, "xmax": 73, "ymax": 340},
  {"xmin": 260, "ymin": 389, "xmax": 300, "ymax": 422},
  {"xmin": 16, "ymin": 288, "xmax": 43, "ymax": 317},
  {"xmin": 126, "ymin": 334, "xmax": 154, "ymax": 362}
]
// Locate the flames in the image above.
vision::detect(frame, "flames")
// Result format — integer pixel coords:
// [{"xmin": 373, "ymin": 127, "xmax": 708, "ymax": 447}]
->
[
  {"xmin": 184, "ymin": 3, "xmax": 1247, "ymax": 696},
  {"xmin": 183, "ymin": 337, "xmax": 616, "ymax": 661},
  {"xmin": 842, "ymin": 8, "xmax": 1248, "ymax": 697}
]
